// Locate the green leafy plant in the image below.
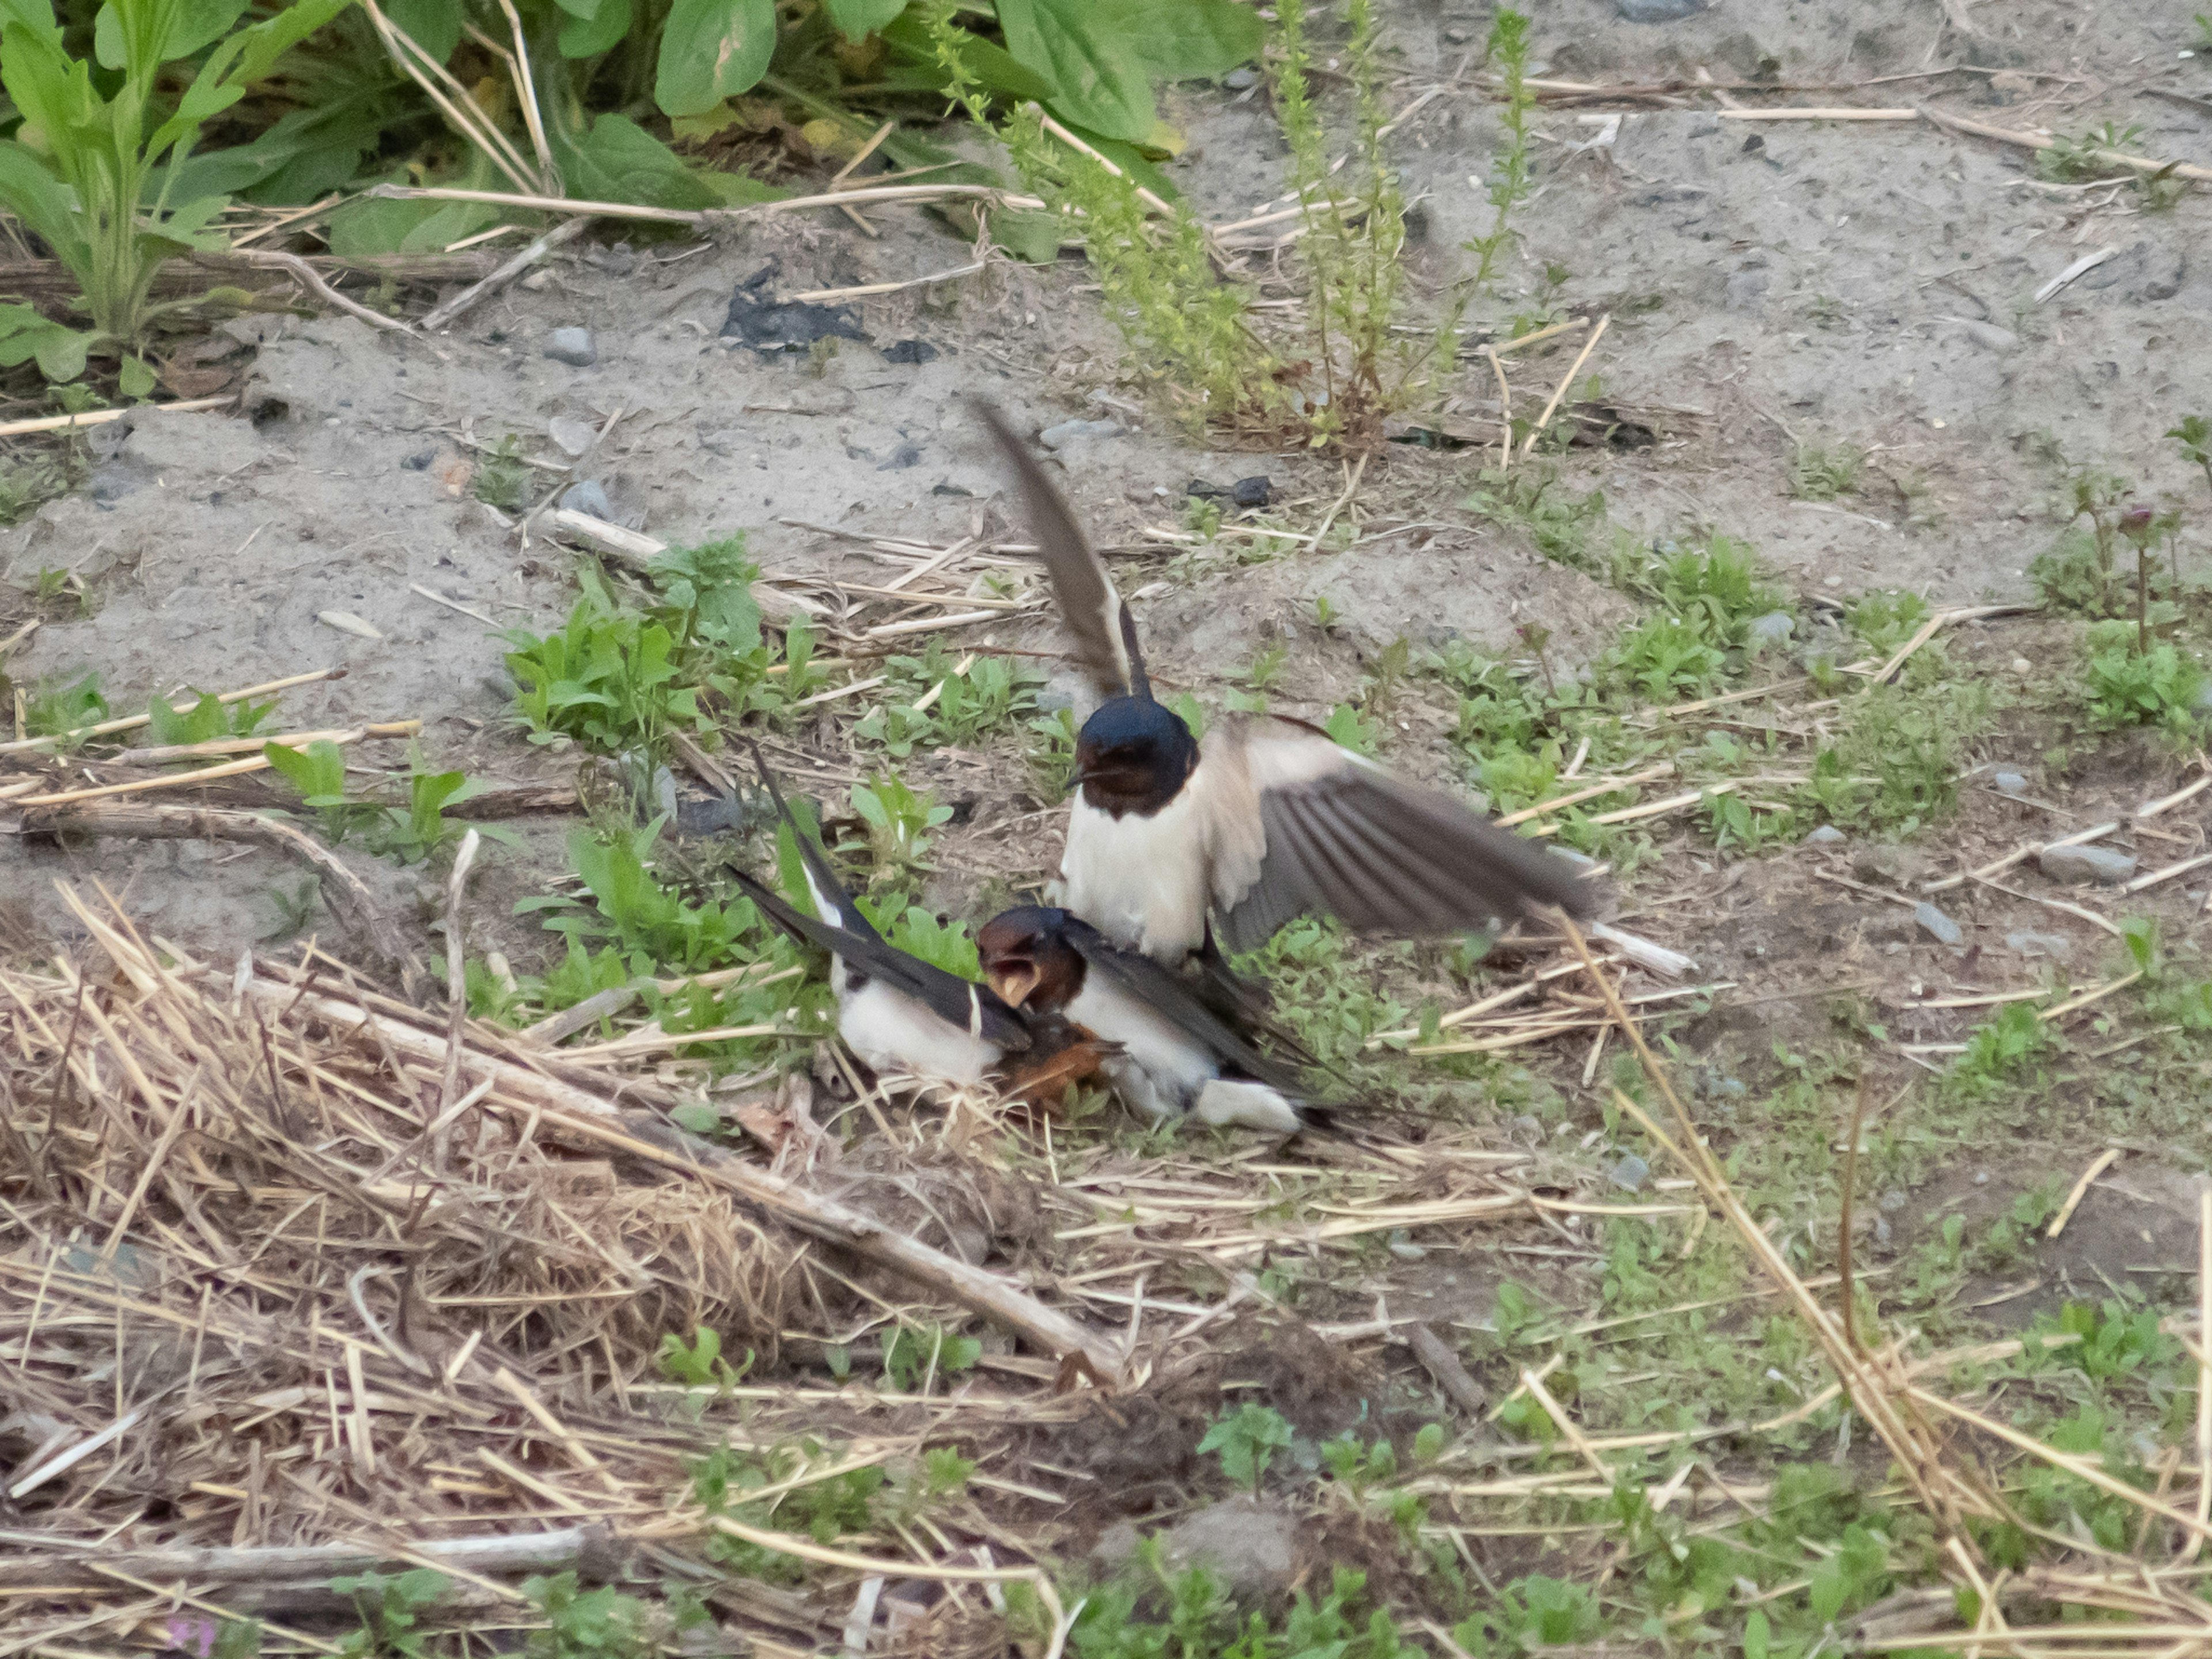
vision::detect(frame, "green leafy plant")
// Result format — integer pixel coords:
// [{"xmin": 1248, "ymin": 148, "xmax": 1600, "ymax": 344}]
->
[
  {"xmin": 331, "ymin": 1569, "xmax": 449, "ymax": 1659},
  {"xmin": 263, "ymin": 737, "xmax": 372, "ymax": 842},
  {"xmin": 19, "ymin": 671, "xmax": 109, "ymax": 743},
  {"xmin": 689, "ymin": 1438, "xmax": 886, "ymax": 1583},
  {"xmin": 504, "ymin": 579, "xmax": 706, "ymax": 760},
  {"xmin": 0, "ymin": 0, "xmax": 352, "ymax": 381},
  {"xmin": 1951, "ymin": 1001, "xmax": 2055, "ymax": 1099},
  {"xmin": 656, "ymin": 1325, "xmax": 753, "ymax": 1389},
  {"xmin": 472, "ymin": 435, "xmax": 531, "ymax": 512},
  {"xmin": 846, "ymin": 774, "xmax": 951, "ymax": 878},
  {"xmin": 1453, "ymin": 1574, "xmax": 1602, "ymax": 1657},
  {"xmin": 1791, "ymin": 440, "xmax": 1863, "ymax": 502},
  {"xmin": 2083, "ymin": 626, "xmax": 2206, "ymax": 737},
  {"xmin": 1465, "ymin": 10, "xmax": 1535, "ymax": 290},
  {"xmin": 2172, "ymin": 415, "xmax": 2212, "ymax": 503},
  {"xmin": 2037, "ymin": 120, "xmax": 2145, "ymax": 183},
  {"xmin": 881, "ymin": 1322, "xmax": 980, "ymax": 1392},
  {"xmin": 520, "ymin": 1573, "xmax": 660, "ymax": 1659},
  {"xmin": 1197, "ymin": 1402, "xmax": 1294, "ymax": 1495},
  {"xmin": 145, "ymin": 688, "xmax": 276, "ymax": 748}
]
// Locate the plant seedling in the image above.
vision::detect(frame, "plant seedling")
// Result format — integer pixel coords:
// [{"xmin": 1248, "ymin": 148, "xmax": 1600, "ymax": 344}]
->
[
  {"xmin": 1198, "ymin": 1402, "xmax": 1294, "ymax": 1495},
  {"xmin": 2171, "ymin": 416, "xmax": 2212, "ymax": 504},
  {"xmin": 330, "ymin": 1569, "xmax": 448, "ymax": 1659}
]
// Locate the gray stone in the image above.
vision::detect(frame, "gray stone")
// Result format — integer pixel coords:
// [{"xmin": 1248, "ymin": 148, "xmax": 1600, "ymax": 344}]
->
[
  {"xmin": 1803, "ymin": 824, "xmax": 1846, "ymax": 846},
  {"xmin": 2007, "ymin": 929, "xmax": 2074, "ymax": 960},
  {"xmin": 1039, "ymin": 418, "xmax": 1120, "ymax": 450},
  {"xmin": 1914, "ymin": 902, "xmax": 1963, "ymax": 946},
  {"xmin": 548, "ymin": 415, "xmax": 597, "ymax": 456},
  {"xmin": 544, "ymin": 327, "xmax": 596, "ymax": 367},
  {"xmin": 1992, "ymin": 770, "xmax": 2029, "ymax": 797},
  {"xmin": 1223, "ymin": 67, "xmax": 1259, "ymax": 90},
  {"xmin": 1618, "ymin": 0, "xmax": 1703, "ymax": 16},
  {"xmin": 1745, "ymin": 610, "xmax": 1796, "ymax": 650},
  {"xmin": 1094, "ymin": 1496, "xmax": 1299, "ymax": 1605},
  {"xmin": 2037, "ymin": 842, "xmax": 2137, "ymax": 886},
  {"xmin": 1954, "ymin": 319, "xmax": 2020, "ymax": 353},
  {"xmin": 560, "ymin": 479, "xmax": 613, "ymax": 520},
  {"xmin": 2193, "ymin": 680, "xmax": 2212, "ymax": 714},
  {"xmin": 1609, "ymin": 1153, "xmax": 1652, "ymax": 1192}
]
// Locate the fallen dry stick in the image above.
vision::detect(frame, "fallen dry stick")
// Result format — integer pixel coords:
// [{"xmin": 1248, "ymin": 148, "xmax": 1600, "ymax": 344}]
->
[{"xmin": 0, "ymin": 395, "xmax": 231, "ymax": 439}]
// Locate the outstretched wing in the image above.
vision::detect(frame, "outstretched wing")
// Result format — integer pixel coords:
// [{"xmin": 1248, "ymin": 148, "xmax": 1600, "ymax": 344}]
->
[
  {"xmin": 974, "ymin": 399, "xmax": 1147, "ymax": 700},
  {"xmin": 1199, "ymin": 714, "xmax": 1602, "ymax": 955},
  {"xmin": 1059, "ymin": 916, "xmax": 1308, "ymax": 1097},
  {"xmin": 728, "ymin": 869, "xmax": 1032, "ymax": 1051}
]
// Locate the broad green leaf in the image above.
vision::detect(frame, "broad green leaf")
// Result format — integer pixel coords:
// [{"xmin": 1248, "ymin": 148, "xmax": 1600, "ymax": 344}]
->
[
  {"xmin": 0, "ymin": 306, "xmax": 90, "ymax": 382},
  {"xmin": 384, "ymin": 0, "xmax": 463, "ymax": 62},
  {"xmin": 654, "ymin": 0, "xmax": 777, "ymax": 119},
  {"xmin": 882, "ymin": 12, "xmax": 1054, "ymax": 101},
  {"xmin": 95, "ymin": 0, "xmax": 253, "ymax": 71},
  {"xmin": 119, "ymin": 355, "xmax": 156, "ymax": 399},
  {"xmin": 559, "ymin": 0, "xmax": 632, "ymax": 58},
  {"xmin": 823, "ymin": 0, "xmax": 907, "ymax": 42},
  {"xmin": 552, "ymin": 112, "xmax": 724, "ymax": 211},
  {"xmin": 0, "ymin": 142, "xmax": 86, "ymax": 263},
  {"xmin": 1109, "ymin": 0, "xmax": 1262, "ymax": 81},
  {"xmin": 998, "ymin": 0, "xmax": 1153, "ymax": 142},
  {"xmin": 991, "ymin": 207, "xmax": 1061, "ymax": 264}
]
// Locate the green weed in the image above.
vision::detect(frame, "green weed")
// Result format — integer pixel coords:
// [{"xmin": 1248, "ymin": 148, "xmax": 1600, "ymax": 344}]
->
[
  {"xmin": 19, "ymin": 671, "xmax": 109, "ymax": 744},
  {"xmin": 505, "ymin": 582, "xmax": 708, "ymax": 760},
  {"xmin": 690, "ymin": 1438, "xmax": 887, "ymax": 1584},
  {"xmin": 2037, "ymin": 120, "xmax": 2146, "ymax": 183},
  {"xmin": 2082, "ymin": 624, "xmax": 2206, "ymax": 737},
  {"xmin": 1464, "ymin": 468, "xmax": 1614, "ymax": 572},
  {"xmin": 881, "ymin": 1323, "xmax": 980, "ymax": 1392},
  {"xmin": 146, "ymin": 688, "xmax": 276, "ymax": 747},
  {"xmin": 846, "ymin": 774, "xmax": 951, "ymax": 878},
  {"xmin": 656, "ymin": 1325, "xmax": 752, "ymax": 1389},
  {"xmin": 0, "ymin": 0, "xmax": 351, "ymax": 380},
  {"xmin": 520, "ymin": 1573, "xmax": 664, "ymax": 1659},
  {"xmin": 1950, "ymin": 1002, "xmax": 2056, "ymax": 1099},
  {"xmin": 1844, "ymin": 589, "xmax": 1933, "ymax": 657},
  {"xmin": 1056, "ymin": 1562, "xmax": 1414, "ymax": 1659},
  {"xmin": 1198, "ymin": 1402, "xmax": 1294, "ymax": 1495},
  {"xmin": 2172, "ymin": 415, "xmax": 2212, "ymax": 502},
  {"xmin": 1790, "ymin": 440, "xmax": 1863, "ymax": 501},
  {"xmin": 331, "ymin": 1569, "xmax": 448, "ymax": 1659},
  {"xmin": 1465, "ymin": 11, "xmax": 1536, "ymax": 290}
]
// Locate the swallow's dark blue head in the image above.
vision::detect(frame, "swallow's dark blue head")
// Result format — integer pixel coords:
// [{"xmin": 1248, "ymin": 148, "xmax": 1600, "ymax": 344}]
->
[
  {"xmin": 977, "ymin": 906, "xmax": 1087, "ymax": 1014},
  {"xmin": 1075, "ymin": 695, "xmax": 1198, "ymax": 819}
]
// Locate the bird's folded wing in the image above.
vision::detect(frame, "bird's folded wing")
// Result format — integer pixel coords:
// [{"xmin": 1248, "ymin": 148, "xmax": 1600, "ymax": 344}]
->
[
  {"xmin": 747, "ymin": 744, "xmax": 878, "ymax": 942},
  {"xmin": 728, "ymin": 870, "xmax": 1031, "ymax": 1051},
  {"xmin": 975, "ymin": 400, "xmax": 1143, "ymax": 699},
  {"xmin": 1062, "ymin": 918, "xmax": 1306, "ymax": 1096},
  {"xmin": 1202, "ymin": 715, "xmax": 1601, "ymax": 955}
]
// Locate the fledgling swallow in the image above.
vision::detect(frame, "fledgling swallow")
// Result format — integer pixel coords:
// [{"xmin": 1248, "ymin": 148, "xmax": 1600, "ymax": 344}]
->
[
  {"xmin": 728, "ymin": 755, "xmax": 1035, "ymax": 1089},
  {"xmin": 978, "ymin": 906, "xmax": 1323, "ymax": 1134},
  {"xmin": 976, "ymin": 401, "xmax": 1602, "ymax": 965}
]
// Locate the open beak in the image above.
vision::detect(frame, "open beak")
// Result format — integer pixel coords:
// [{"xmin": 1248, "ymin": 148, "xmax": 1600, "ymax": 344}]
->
[{"xmin": 986, "ymin": 957, "xmax": 1042, "ymax": 1008}]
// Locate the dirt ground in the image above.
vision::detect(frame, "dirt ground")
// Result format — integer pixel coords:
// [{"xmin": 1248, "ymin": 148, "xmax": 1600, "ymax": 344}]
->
[{"xmin": 3, "ymin": 0, "xmax": 2212, "ymax": 1634}]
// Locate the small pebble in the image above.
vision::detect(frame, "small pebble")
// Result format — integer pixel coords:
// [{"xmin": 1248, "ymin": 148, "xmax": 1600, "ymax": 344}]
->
[
  {"xmin": 1974, "ymin": 1170, "xmax": 1990, "ymax": 1185},
  {"xmin": 560, "ymin": 479, "xmax": 614, "ymax": 519},
  {"xmin": 1609, "ymin": 1153, "xmax": 1652, "ymax": 1192},
  {"xmin": 1804, "ymin": 824, "xmax": 1846, "ymax": 846},
  {"xmin": 1223, "ymin": 66, "xmax": 1259, "ymax": 90},
  {"xmin": 1992, "ymin": 770, "xmax": 2028, "ymax": 797},
  {"xmin": 2011, "ymin": 657, "xmax": 2033, "ymax": 674},
  {"xmin": 548, "ymin": 415, "xmax": 597, "ymax": 456},
  {"xmin": 2007, "ymin": 929, "xmax": 2074, "ymax": 960},
  {"xmin": 1040, "ymin": 417, "xmax": 1121, "ymax": 450},
  {"xmin": 1745, "ymin": 610, "xmax": 1796, "ymax": 650},
  {"xmin": 2037, "ymin": 842, "xmax": 2137, "ymax": 887},
  {"xmin": 544, "ymin": 326, "xmax": 596, "ymax": 367},
  {"xmin": 1915, "ymin": 902, "xmax": 1963, "ymax": 946}
]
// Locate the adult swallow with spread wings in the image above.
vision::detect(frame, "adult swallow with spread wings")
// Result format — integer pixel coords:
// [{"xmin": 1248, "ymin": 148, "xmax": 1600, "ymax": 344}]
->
[{"xmin": 976, "ymin": 402, "xmax": 1600, "ymax": 965}]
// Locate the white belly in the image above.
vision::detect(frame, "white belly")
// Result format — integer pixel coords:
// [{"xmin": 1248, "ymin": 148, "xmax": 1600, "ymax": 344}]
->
[
  {"xmin": 1065, "ymin": 978, "xmax": 1216, "ymax": 1118},
  {"xmin": 1064, "ymin": 979, "xmax": 1302, "ymax": 1133},
  {"xmin": 1061, "ymin": 791, "xmax": 1210, "ymax": 961},
  {"xmin": 836, "ymin": 974, "xmax": 1000, "ymax": 1087}
]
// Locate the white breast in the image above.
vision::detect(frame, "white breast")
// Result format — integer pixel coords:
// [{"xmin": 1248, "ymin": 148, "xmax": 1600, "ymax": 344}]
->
[
  {"xmin": 836, "ymin": 972, "xmax": 1000, "ymax": 1087},
  {"xmin": 1064, "ymin": 976, "xmax": 1216, "ymax": 1119},
  {"xmin": 1060, "ymin": 786, "xmax": 1211, "ymax": 962}
]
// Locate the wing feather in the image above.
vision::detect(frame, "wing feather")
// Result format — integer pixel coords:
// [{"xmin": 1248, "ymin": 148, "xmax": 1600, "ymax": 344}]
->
[
  {"xmin": 974, "ymin": 400, "xmax": 1144, "ymax": 699},
  {"xmin": 728, "ymin": 869, "xmax": 1032, "ymax": 1051},
  {"xmin": 1061, "ymin": 919, "xmax": 1307, "ymax": 1096},
  {"xmin": 1203, "ymin": 715, "xmax": 1600, "ymax": 953}
]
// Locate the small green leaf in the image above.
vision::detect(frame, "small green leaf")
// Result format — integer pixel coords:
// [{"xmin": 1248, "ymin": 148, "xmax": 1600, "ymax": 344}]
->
[
  {"xmin": 823, "ymin": 0, "xmax": 907, "ymax": 41},
  {"xmin": 558, "ymin": 0, "xmax": 632, "ymax": 58},
  {"xmin": 119, "ymin": 355, "xmax": 156, "ymax": 400},
  {"xmin": 655, "ymin": 0, "xmax": 778, "ymax": 118}
]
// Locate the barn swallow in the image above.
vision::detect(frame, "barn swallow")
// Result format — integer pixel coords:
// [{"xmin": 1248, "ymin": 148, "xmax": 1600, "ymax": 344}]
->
[
  {"xmin": 978, "ymin": 906, "xmax": 1321, "ymax": 1134},
  {"xmin": 976, "ymin": 402, "xmax": 1601, "ymax": 965},
  {"xmin": 726, "ymin": 754, "xmax": 1037, "ymax": 1089}
]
